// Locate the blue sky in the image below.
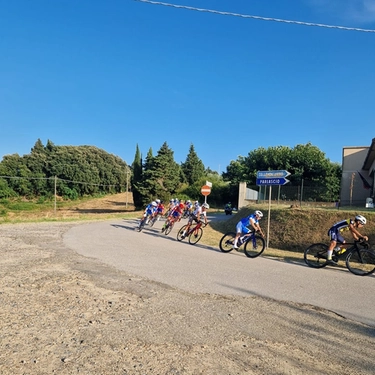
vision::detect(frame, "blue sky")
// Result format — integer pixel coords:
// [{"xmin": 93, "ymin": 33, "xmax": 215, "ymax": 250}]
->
[{"xmin": 1, "ymin": 0, "xmax": 375, "ymax": 173}]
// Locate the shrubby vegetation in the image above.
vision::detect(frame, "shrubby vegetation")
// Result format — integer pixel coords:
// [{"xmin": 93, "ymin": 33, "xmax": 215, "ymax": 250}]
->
[
  {"xmin": 0, "ymin": 139, "xmax": 341, "ymax": 208},
  {"xmin": 223, "ymin": 143, "xmax": 341, "ymax": 203},
  {"xmin": 0, "ymin": 139, "xmax": 129, "ymax": 199}
]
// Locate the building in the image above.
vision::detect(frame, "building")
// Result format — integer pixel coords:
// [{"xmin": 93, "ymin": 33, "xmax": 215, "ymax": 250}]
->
[{"xmin": 341, "ymin": 138, "xmax": 375, "ymax": 207}]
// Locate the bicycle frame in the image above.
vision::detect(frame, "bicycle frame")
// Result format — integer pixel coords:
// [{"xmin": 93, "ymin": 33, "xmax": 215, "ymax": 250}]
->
[{"xmin": 185, "ymin": 221, "xmax": 203, "ymax": 236}]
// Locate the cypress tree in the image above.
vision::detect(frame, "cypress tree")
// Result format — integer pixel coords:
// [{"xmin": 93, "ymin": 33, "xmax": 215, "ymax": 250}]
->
[
  {"xmin": 131, "ymin": 144, "xmax": 143, "ymax": 208},
  {"xmin": 181, "ymin": 144, "xmax": 205, "ymax": 185}
]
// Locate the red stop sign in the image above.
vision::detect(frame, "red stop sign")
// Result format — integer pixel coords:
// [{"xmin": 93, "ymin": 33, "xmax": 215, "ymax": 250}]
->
[{"xmin": 201, "ymin": 185, "xmax": 211, "ymax": 196}]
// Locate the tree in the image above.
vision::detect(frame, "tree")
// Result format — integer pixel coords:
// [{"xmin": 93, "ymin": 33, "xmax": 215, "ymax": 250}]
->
[
  {"xmin": 0, "ymin": 141, "xmax": 129, "ymax": 198},
  {"xmin": 131, "ymin": 144, "xmax": 143, "ymax": 208},
  {"xmin": 181, "ymin": 144, "xmax": 205, "ymax": 185},
  {"xmin": 222, "ymin": 143, "xmax": 341, "ymax": 202},
  {"xmin": 134, "ymin": 142, "xmax": 182, "ymax": 206}
]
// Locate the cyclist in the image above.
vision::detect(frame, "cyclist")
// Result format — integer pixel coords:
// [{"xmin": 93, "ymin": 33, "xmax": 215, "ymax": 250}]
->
[
  {"xmin": 161, "ymin": 202, "xmax": 185, "ymax": 232},
  {"xmin": 184, "ymin": 200, "xmax": 193, "ymax": 217},
  {"xmin": 182, "ymin": 202, "xmax": 209, "ymax": 238},
  {"xmin": 140, "ymin": 201, "xmax": 158, "ymax": 223},
  {"xmin": 326, "ymin": 215, "xmax": 368, "ymax": 265},
  {"xmin": 155, "ymin": 199, "xmax": 165, "ymax": 220},
  {"xmin": 233, "ymin": 210, "xmax": 265, "ymax": 250}
]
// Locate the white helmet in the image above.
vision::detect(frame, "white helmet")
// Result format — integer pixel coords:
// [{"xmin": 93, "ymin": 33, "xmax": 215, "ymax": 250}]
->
[
  {"xmin": 155, "ymin": 199, "xmax": 161, "ymax": 203},
  {"xmin": 355, "ymin": 215, "xmax": 367, "ymax": 225},
  {"xmin": 202, "ymin": 203, "xmax": 209, "ymax": 209},
  {"xmin": 151, "ymin": 201, "xmax": 157, "ymax": 207},
  {"xmin": 255, "ymin": 210, "xmax": 263, "ymax": 218}
]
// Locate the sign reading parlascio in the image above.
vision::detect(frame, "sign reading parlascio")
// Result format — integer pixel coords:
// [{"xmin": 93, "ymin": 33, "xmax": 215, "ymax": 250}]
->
[{"xmin": 256, "ymin": 170, "xmax": 291, "ymax": 186}]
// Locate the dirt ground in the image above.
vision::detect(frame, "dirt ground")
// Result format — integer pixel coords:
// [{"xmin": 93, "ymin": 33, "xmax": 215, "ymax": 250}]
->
[{"xmin": 1, "ymin": 195, "xmax": 374, "ymax": 374}]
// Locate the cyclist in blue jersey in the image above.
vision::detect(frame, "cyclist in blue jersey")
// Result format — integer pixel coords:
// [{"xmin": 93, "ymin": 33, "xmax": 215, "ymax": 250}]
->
[
  {"xmin": 141, "ymin": 201, "xmax": 158, "ymax": 222},
  {"xmin": 326, "ymin": 215, "xmax": 368, "ymax": 265},
  {"xmin": 233, "ymin": 210, "xmax": 265, "ymax": 249}
]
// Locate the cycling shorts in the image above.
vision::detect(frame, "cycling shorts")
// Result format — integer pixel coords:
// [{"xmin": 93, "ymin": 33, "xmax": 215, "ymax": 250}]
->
[
  {"xmin": 328, "ymin": 229, "xmax": 345, "ymax": 243},
  {"xmin": 188, "ymin": 214, "xmax": 199, "ymax": 224},
  {"xmin": 236, "ymin": 221, "xmax": 251, "ymax": 234}
]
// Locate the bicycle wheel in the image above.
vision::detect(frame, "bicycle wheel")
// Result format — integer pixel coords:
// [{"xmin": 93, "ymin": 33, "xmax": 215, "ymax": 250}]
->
[
  {"xmin": 149, "ymin": 215, "xmax": 157, "ymax": 227},
  {"xmin": 219, "ymin": 232, "xmax": 236, "ymax": 253},
  {"xmin": 244, "ymin": 234, "xmax": 266, "ymax": 258},
  {"xmin": 137, "ymin": 217, "xmax": 146, "ymax": 232},
  {"xmin": 188, "ymin": 227, "xmax": 203, "ymax": 245},
  {"xmin": 346, "ymin": 249, "xmax": 375, "ymax": 276},
  {"xmin": 164, "ymin": 221, "xmax": 174, "ymax": 235},
  {"xmin": 177, "ymin": 225, "xmax": 188, "ymax": 241},
  {"xmin": 304, "ymin": 243, "xmax": 328, "ymax": 268}
]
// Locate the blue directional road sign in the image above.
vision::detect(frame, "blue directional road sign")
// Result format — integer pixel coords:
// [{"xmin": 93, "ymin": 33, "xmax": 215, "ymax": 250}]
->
[
  {"xmin": 256, "ymin": 177, "xmax": 289, "ymax": 186},
  {"xmin": 256, "ymin": 170, "xmax": 291, "ymax": 179},
  {"xmin": 256, "ymin": 170, "xmax": 291, "ymax": 186}
]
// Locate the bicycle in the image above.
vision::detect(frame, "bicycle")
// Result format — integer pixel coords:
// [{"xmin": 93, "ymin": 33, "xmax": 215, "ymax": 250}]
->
[
  {"xmin": 177, "ymin": 220, "xmax": 206, "ymax": 245},
  {"xmin": 304, "ymin": 240, "xmax": 375, "ymax": 276},
  {"xmin": 161, "ymin": 215, "xmax": 180, "ymax": 235},
  {"xmin": 219, "ymin": 231, "xmax": 266, "ymax": 258},
  {"xmin": 137, "ymin": 213, "xmax": 153, "ymax": 232},
  {"xmin": 148, "ymin": 213, "xmax": 160, "ymax": 227}
]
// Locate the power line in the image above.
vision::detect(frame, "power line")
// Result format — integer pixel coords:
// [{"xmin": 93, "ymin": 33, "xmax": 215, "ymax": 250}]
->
[{"xmin": 133, "ymin": 0, "xmax": 375, "ymax": 33}]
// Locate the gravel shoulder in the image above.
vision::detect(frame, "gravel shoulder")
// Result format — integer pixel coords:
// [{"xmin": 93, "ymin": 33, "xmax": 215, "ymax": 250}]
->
[{"xmin": 1, "ymin": 221, "xmax": 374, "ymax": 375}]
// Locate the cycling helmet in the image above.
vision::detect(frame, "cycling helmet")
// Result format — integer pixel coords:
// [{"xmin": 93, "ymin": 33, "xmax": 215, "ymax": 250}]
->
[
  {"xmin": 202, "ymin": 203, "xmax": 209, "ymax": 209},
  {"xmin": 255, "ymin": 210, "xmax": 263, "ymax": 218},
  {"xmin": 151, "ymin": 201, "xmax": 157, "ymax": 207},
  {"xmin": 155, "ymin": 199, "xmax": 161, "ymax": 204},
  {"xmin": 355, "ymin": 215, "xmax": 367, "ymax": 225}
]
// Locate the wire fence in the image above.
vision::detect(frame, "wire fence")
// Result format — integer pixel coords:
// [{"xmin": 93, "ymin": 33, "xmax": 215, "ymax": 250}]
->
[
  {"xmin": 250, "ymin": 183, "xmax": 371, "ymax": 209},
  {"xmin": 0, "ymin": 175, "xmax": 131, "ymax": 213}
]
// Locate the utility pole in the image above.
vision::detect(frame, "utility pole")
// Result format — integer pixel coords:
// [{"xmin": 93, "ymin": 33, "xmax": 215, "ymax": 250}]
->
[
  {"xmin": 350, "ymin": 172, "xmax": 355, "ymax": 206},
  {"xmin": 126, "ymin": 168, "xmax": 130, "ymax": 209}
]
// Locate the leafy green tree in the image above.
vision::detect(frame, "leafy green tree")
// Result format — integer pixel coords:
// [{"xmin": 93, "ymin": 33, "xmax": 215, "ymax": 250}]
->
[
  {"xmin": 222, "ymin": 143, "xmax": 341, "ymax": 202},
  {"xmin": 0, "ymin": 141, "xmax": 129, "ymax": 198},
  {"xmin": 0, "ymin": 154, "xmax": 32, "ymax": 196},
  {"xmin": 181, "ymin": 144, "xmax": 205, "ymax": 185}
]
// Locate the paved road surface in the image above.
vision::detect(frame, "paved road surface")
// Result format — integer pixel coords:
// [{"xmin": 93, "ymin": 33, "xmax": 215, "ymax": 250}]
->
[{"xmin": 63, "ymin": 217, "xmax": 375, "ymax": 327}]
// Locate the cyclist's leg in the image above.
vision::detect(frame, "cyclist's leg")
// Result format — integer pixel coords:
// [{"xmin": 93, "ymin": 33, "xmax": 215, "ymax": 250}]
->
[
  {"xmin": 327, "ymin": 230, "xmax": 339, "ymax": 262},
  {"xmin": 233, "ymin": 222, "xmax": 243, "ymax": 248}
]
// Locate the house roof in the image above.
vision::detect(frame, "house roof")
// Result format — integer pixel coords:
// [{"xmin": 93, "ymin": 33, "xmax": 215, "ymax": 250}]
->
[{"xmin": 362, "ymin": 137, "xmax": 375, "ymax": 171}]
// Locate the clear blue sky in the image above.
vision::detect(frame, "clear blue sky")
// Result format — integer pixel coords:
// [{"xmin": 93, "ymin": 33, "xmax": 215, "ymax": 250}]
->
[{"xmin": 1, "ymin": 0, "xmax": 375, "ymax": 173}]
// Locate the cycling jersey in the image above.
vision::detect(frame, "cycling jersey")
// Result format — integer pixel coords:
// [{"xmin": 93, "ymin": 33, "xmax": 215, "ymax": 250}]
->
[
  {"xmin": 236, "ymin": 214, "xmax": 259, "ymax": 234},
  {"xmin": 170, "ymin": 205, "xmax": 183, "ymax": 219},
  {"xmin": 144, "ymin": 203, "xmax": 157, "ymax": 217},
  {"xmin": 328, "ymin": 219, "xmax": 354, "ymax": 243},
  {"xmin": 328, "ymin": 219, "xmax": 353, "ymax": 234},
  {"xmin": 156, "ymin": 204, "xmax": 164, "ymax": 214}
]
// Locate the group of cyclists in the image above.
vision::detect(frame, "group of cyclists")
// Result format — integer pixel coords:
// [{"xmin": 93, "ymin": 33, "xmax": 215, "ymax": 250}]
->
[
  {"xmin": 139, "ymin": 198, "xmax": 209, "ymax": 234},
  {"xmin": 138, "ymin": 199, "xmax": 370, "ymax": 264}
]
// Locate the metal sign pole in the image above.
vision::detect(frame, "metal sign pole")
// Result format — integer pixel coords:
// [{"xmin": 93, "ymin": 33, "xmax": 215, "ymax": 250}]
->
[{"xmin": 267, "ymin": 186, "xmax": 271, "ymax": 249}]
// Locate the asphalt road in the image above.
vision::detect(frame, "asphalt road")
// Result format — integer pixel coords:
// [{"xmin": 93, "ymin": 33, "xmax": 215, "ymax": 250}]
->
[{"xmin": 63, "ymin": 216, "xmax": 375, "ymax": 327}]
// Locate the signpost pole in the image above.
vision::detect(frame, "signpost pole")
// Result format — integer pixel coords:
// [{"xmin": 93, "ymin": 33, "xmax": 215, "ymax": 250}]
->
[{"xmin": 267, "ymin": 186, "xmax": 272, "ymax": 249}]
